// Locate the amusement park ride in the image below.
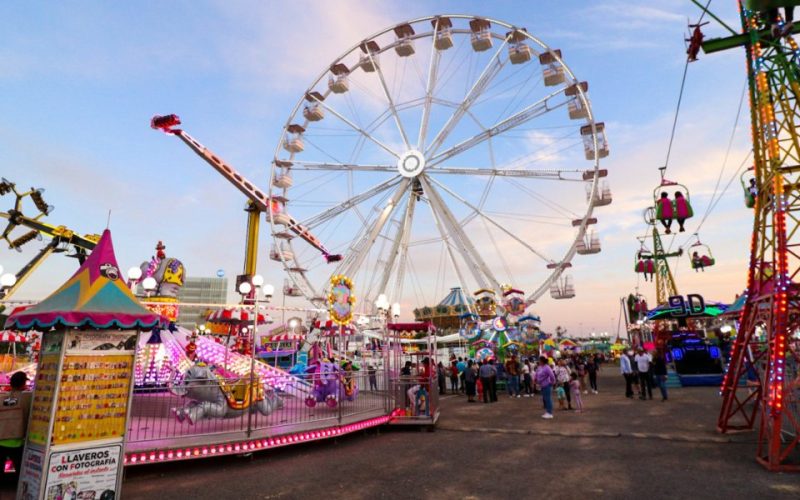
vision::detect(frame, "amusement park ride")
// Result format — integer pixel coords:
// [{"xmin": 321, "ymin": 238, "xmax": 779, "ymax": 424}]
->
[
  {"xmin": 150, "ymin": 114, "xmax": 342, "ymax": 303},
  {"xmin": 682, "ymin": 0, "xmax": 800, "ymax": 472},
  {"xmin": 1, "ymin": 14, "xmax": 621, "ymax": 474},
  {"xmin": 0, "ymin": 178, "xmax": 100, "ymax": 299}
]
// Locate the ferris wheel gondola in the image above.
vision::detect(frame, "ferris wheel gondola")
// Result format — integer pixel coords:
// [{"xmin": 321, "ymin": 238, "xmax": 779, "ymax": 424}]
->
[{"xmin": 269, "ymin": 15, "xmax": 610, "ymax": 313}]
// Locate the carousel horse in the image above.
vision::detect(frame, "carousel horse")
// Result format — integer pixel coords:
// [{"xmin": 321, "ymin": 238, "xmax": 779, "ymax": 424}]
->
[
  {"xmin": 169, "ymin": 363, "xmax": 282, "ymax": 425},
  {"xmin": 305, "ymin": 360, "xmax": 346, "ymax": 408}
]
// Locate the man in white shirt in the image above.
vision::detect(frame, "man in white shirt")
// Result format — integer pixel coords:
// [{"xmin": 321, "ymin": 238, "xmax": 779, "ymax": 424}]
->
[
  {"xmin": 620, "ymin": 351, "xmax": 634, "ymax": 398},
  {"xmin": 634, "ymin": 348, "xmax": 653, "ymax": 400}
]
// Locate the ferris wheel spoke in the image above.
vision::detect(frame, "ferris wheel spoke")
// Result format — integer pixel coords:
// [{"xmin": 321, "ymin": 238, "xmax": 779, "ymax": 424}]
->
[
  {"xmin": 298, "ymin": 175, "xmax": 403, "ymax": 230},
  {"xmin": 293, "ymin": 161, "xmax": 393, "ymax": 173},
  {"xmin": 335, "ymin": 179, "xmax": 411, "ymax": 279},
  {"xmin": 308, "ymin": 94, "xmax": 400, "ymax": 158},
  {"xmin": 289, "ymin": 161, "xmax": 396, "ymax": 174},
  {"xmin": 418, "ymin": 19, "xmax": 443, "ymax": 151},
  {"xmin": 421, "ymin": 185, "xmax": 478, "ymax": 315},
  {"xmin": 391, "ymin": 192, "xmax": 417, "ymax": 304},
  {"xmin": 426, "ymin": 166, "xmax": 589, "ymax": 180},
  {"xmin": 374, "ymin": 191, "xmax": 416, "ymax": 302},
  {"xmin": 425, "ymin": 36, "xmax": 510, "ymax": 158},
  {"xmin": 421, "ymin": 176, "xmax": 501, "ymax": 291},
  {"xmin": 365, "ymin": 51, "xmax": 411, "ymax": 150},
  {"xmin": 426, "ymin": 176, "xmax": 554, "ymax": 264},
  {"xmin": 428, "ymin": 87, "xmax": 568, "ymax": 167}
]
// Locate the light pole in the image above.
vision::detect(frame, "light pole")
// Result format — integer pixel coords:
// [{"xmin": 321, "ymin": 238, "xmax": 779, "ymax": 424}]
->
[
  {"xmin": 141, "ymin": 276, "xmax": 157, "ymax": 298},
  {"xmin": 240, "ymin": 274, "xmax": 272, "ymax": 437},
  {"xmin": 0, "ymin": 267, "xmax": 18, "ymax": 292},
  {"xmin": 127, "ymin": 266, "xmax": 143, "ymax": 291}
]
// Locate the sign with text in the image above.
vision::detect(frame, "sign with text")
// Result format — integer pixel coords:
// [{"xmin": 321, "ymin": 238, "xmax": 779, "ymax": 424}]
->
[
  {"xmin": 667, "ymin": 294, "xmax": 706, "ymax": 318},
  {"xmin": 44, "ymin": 445, "xmax": 122, "ymax": 500},
  {"xmin": 18, "ymin": 330, "xmax": 136, "ymax": 499},
  {"xmin": 17, "ymin": 447, "xmax": 44, "ymax": 500}
]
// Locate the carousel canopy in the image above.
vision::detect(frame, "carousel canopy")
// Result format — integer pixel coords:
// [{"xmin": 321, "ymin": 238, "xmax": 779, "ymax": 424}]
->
[
  {"xmin": 206, "ymin": 307, "xmax": 269, "ymax": 324},
  {"xmin": 5, "ymin": 230, "xmax": 160, "ymax": 331},
  {"xmin": 438, "ymin": 287, "xmax": 474, "ymax": 307}
]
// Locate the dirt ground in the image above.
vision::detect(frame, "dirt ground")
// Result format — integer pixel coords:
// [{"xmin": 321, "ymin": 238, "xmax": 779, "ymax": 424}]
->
[{"xmin": 3, "ymin": 370, "xmax": 799, "ymax": 499}]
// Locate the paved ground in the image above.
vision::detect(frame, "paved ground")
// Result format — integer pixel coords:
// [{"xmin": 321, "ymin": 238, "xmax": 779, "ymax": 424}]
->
[{"xmin": 3, "ymin": 370, "xmax": 799, "ymax": 499}]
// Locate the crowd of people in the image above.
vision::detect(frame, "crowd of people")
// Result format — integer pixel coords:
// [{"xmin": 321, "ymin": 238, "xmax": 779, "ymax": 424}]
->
[
  {"xmin": 618, "ymin": 347, "xmax": 669, "ymax": 402},
  {"xmin": 437, "ymin": 352, "xmax": 607, "ymax": 419}
]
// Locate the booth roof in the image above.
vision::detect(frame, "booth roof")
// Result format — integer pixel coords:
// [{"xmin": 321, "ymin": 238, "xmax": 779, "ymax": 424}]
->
[{"xmin": 5, "ymin": 230, "xmax": 160, "ymax": 331}]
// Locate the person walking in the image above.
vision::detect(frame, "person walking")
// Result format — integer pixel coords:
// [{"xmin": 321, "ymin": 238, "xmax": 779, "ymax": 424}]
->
[
  {"xmin": 586, "ymin": 356, "xmax": 599, "ymax": 394},
  {"xmin": 620, "ymin": 350, "xmax": 634, "ymax": 398},
  {"xmin": 522, "ymin": 358, "xmax": 533, "ymax": 396},
  {"xmin": 457, "ymin": 357, "xmax": 467, "ymax": 393},
  {"xmin": 634, "ymin": 348, "xmax": 653, "ymax": 400},
  {"xmin": 554, "ymin": 359, "xmax": 572, "ymax": 410},
  {"xmin": 479, "ymin": 359, "xmax": 497, "ymax": 403},
  {"xmin": 449, "ymin": 360, "xmax": 459, "ymax": 394},
  {"xmin": 576, "ymin": 357, "xmax": 587, "ymax": 394},
  {"xmin": 437, "ymin": 361, "xmax": 447, "ymax": 395},
  {"xmin": 535, "ymin": 356, "xmax": 556, "ymax": 419},
  {"xmin": 653, "ymin": 349, "xmax": 668, "ymax": 401},
  {"xmin": 367, "ymin": 364, "xmax": 378, "ymax": 392},
  {"xmin": 505, "ymin": 354, "xmax": 521, "ymax": 398},
  {"xmin": 569, "ymin": 372, "xmax": 584, "ymax": 413},
  {"xmin": 464, "ymin": 360, "xmax": 477, "ymax": 403}
]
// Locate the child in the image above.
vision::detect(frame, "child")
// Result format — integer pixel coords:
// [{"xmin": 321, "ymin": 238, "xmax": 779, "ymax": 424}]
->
[
  {"xmin": 555, "ymin": 384, "xmax": 567, "ymax": 410},
  {"xmin": 570, "ymin": 372, "xmax": 584, "ymax": 413}
]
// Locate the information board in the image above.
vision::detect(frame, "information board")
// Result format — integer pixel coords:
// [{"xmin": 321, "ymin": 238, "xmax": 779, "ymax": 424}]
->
[
  {"xmin": 53, "ymin": 354, "xmax": 133, "ymax": 444},
  {"xmin": 27, "ymin": 332, "xmax": 64, "ymax": 446}
]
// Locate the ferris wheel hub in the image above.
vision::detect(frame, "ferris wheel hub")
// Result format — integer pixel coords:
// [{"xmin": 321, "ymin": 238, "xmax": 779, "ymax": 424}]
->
[{"xmin": 397, "ymin": 149, "xmax": 426, "ymax": 178}]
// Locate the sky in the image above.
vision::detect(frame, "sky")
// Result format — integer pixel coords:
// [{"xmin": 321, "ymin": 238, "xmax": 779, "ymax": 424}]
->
[{"xmin": 0, "ymin": 1, "xmax": 754, "ymax": 337}]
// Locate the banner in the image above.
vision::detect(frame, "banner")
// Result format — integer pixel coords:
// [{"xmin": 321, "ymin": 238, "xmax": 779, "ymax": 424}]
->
[{"xmin": 44, "ymin": 445, "xmax": 122, "ymax": 500}]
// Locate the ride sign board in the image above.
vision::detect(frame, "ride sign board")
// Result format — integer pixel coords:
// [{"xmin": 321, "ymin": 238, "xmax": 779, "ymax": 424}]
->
[
  {"xmin": 667, "ymin": 294, "xmax": 706, "ymax": 318},
  {"xmin": 17, "ymin": 330, "xmax": 137, "ymax": 500}
]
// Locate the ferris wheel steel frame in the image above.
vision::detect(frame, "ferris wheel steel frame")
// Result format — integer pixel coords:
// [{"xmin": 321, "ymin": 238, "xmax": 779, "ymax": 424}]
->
[{"xmin": 268, "ymin": 14, "xmax": 608, "ymax": 314}]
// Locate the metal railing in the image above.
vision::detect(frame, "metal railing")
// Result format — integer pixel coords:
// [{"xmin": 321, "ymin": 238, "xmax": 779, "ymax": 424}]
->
[{"xmin": 126, "ymin": 371, "xmax": 388, "ymax": 445}]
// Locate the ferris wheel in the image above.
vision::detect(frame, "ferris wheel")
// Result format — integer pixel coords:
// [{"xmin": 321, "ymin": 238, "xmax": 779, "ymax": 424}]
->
[{"xmin": 268, "ymin": 15, "xmax": 610, "ymax": 316}]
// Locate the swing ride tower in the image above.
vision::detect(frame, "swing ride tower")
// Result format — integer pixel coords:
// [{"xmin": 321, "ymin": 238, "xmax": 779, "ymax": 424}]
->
[
  {"xmin": 650, "ymin": 226, "xmax": 680, "ymax": 307},
  {"xmin": 698, "ymin": 1, "xmax": 800, "ymax": 471}
]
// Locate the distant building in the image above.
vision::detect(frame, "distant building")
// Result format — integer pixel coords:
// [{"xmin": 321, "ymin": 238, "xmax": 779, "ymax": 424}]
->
[{"xmin": 178, "ymin": 277, "xmax": 228, "ymax": 328}]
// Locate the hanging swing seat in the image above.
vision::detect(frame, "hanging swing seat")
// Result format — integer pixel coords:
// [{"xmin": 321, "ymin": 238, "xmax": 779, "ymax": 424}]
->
[{"xmin": 690, "ymin": 255, "xmax": 715, "ymax": 269}]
